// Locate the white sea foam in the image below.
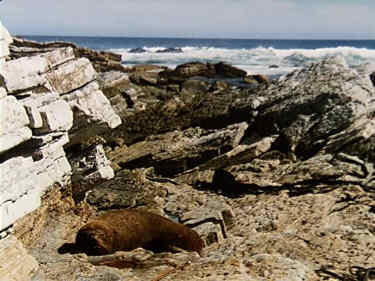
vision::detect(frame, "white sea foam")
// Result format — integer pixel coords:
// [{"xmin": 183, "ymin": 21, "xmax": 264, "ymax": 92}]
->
[{"xmin": 110, "ymin": 46, "xmax": 375, "ymax": 76}]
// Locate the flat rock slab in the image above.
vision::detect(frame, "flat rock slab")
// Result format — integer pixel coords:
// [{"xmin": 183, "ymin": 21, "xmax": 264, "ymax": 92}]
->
[
  {"xmin": 110, "ymin": 122, "xmax": 248, "ymax": 176},
  {"xmin": 46, "ymin": 58, "xmax": 97, "ymax": 94},
  {"xmin": 0, "ymin": 55, "xmax": 49, "ymax": 94},
  {"xmin": 0, "ymin": 95, "xmax": 32, "ymax": 154}
]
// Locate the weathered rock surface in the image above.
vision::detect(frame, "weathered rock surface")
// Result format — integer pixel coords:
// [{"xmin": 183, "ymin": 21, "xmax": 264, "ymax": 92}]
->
[
  {"xmin": 0, "ymin": 95, "xmax": 32, "ymax": 154},
  {"xmin": 109, "ymin": 122, "xmax": 248, "ymax": 176},
  {"xmin": 62, "ymin": 81, "xmax": 121, "ymax": 145},
  {"xmin": 0, "ymin": 235, "xmax": 39, "ymax": 281},
  {"xmin": 251, "ymin": 56, "xmax": 375, "ymax": 159},
  {"xmin": 0, "ymin": 38, "xmax": 121, "ymax": 234}
]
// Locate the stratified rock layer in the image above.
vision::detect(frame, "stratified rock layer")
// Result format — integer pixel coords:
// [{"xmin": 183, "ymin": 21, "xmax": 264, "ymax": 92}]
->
[{"xmin": 0, "ymin": 37, "xmax": 121, "ymax": 232}]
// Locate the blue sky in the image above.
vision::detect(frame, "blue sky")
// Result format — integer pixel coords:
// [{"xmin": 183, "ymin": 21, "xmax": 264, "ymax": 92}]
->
[{"xmin": 1, "ymin": 0, "xmax": 374, "ymax": 39}]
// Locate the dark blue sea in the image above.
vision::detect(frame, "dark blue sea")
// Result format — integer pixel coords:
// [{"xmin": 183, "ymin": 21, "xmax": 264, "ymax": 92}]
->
[{"xmin": 23, "ymin": 36, "xmax": 375, "ymax": 76}]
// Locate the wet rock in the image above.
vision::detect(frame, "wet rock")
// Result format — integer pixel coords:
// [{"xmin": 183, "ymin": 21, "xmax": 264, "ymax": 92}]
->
[
  {"xmin": 159, "ymin": 62, "xmax": 216, "ymax": 83},
  {"xmin": 128, "ymin": 47, "xmax": 147, "ymax": 53},
  {"xmin": 155, "ymin": 47, "xmax": 183, "ymax": 53},
  {"xmin": 215, "ymin": 62, "xmax": 247, "ymax": 78},
  {"xmin": 251, "ymin": 74, "xmax": 269, "ymax": 84}
]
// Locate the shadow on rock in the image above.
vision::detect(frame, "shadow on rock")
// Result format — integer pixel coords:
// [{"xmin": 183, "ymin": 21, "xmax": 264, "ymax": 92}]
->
[
  {"xmin": 194, "ymin": 169, "xmax": 281, "ymax": 198},
  {"xmin": 195, "ymin": 169, "xmax": 344, "ymax": 198}
]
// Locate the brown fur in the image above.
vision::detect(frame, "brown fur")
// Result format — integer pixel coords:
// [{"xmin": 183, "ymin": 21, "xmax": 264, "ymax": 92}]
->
[{"xmin": 74, "ymin": 209, "xmax": 204, "ymax": 256}]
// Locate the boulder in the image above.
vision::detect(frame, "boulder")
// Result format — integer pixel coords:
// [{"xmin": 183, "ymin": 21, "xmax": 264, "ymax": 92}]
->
[
  {"xmin": 159, "ymin": 62, "xmax": 216, "ymax": 83},
  {"xmin": 156, "ymin": 47, "xmax": 183, "ymax": 53},
  {"xmin": 128, "ymin": 47, "xmax": 147, "ymax": 53},
  {"xmin": 252, "ymin": 56, "xmax": 375, "ymax": 159},
  {"xmin": 214, "ymin": 62, "xmax": 247, "ymax": 78}
]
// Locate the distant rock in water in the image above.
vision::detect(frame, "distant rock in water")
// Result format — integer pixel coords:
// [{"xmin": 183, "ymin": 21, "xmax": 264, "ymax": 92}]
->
[
  {"xmin": 128, "ymin": 48, "xmax": 147, "ymax": 53},
  {"xmin": 269, "ymin": 64, "xmax": 279, "ymax": 68},
  {"xmin": 156, "ymin": 47, "xmax": 183, "ymax": 53}
]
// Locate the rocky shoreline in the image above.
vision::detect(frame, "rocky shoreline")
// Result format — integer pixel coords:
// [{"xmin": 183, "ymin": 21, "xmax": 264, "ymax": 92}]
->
[{"xmin": 1, "ymin": 23, "xmax": 375, "ymax": 281}]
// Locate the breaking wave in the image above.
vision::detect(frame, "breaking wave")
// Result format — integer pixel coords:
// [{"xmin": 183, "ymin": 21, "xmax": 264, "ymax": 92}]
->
[{"xmin": 112, "ymin": 46, "xmax": 375, "ymax": 76}]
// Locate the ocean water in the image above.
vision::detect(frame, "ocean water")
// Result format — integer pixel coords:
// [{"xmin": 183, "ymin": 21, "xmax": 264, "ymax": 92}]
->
[{"xmin": 23, "ymin": 36, "xmax": 375, "ymax": 76}]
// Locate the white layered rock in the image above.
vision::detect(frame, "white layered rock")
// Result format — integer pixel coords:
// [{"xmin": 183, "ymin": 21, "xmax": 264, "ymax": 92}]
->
[
  {"xmin": 40, "ymin": 46, "xmax": 75, "ymax": 68},
  {"xmin": 0, "ymin": 136, "xmax": 72, "ymax": 231},
  {"xmin": 46, "ymin": 57, "xmax": 97, "ymax": 94},
  {"xmin": 37, "ymin": 99, "xmax": 73, "ymax": 134},
  {"xmin": 0, "ymin": 21, "xmax": 12, "ymax": 64},
  {"xmin": 0, "ymin": 95, "xmax": 32, "ymax": 154},
  {"xmin": 0, "ymin": 55, "xmax": 50, "ymax": 94},
  {"xmin": 63, "ymin": 81, "xmax": 122, "ymax": 133},
  {"xmin": 0, "ymin": 38, "xmax": 121, "ymax": 234},
  {"xmin": 0, "ymin": 47, "xmax": 76, "ymax": 94}
]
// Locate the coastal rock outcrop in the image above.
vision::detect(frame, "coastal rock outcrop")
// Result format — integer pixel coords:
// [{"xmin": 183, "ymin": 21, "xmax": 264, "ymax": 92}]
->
[
  {"xmin": 2, "ymin": 29, "xmax": 375, "ymax": 281},
  {"xmin": 0, "ymin": 35, "xmax": 121, "ymax": 234}
]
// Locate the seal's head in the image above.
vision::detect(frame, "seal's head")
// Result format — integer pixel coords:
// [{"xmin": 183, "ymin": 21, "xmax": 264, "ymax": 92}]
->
[{"xmin": 75, "ymin": 220, "xmax": 115, "ymax": 255}]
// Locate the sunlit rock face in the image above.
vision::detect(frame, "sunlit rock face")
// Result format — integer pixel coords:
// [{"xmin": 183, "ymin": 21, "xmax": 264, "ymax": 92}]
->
[{"xmin": 0, "ymin": 20, "xmax": 12, "ymax": 64}]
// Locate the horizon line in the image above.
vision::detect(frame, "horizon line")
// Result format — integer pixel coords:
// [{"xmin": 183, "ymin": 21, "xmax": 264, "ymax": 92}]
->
[{"xmin": 18, "ymin": 34, "xmax": 375, "ymax": 41}]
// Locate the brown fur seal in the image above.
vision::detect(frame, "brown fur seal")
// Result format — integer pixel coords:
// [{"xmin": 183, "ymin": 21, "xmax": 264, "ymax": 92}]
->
[{"xmin": 72, "ymin": 209, "xmax": 204, "ymax": 256}]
